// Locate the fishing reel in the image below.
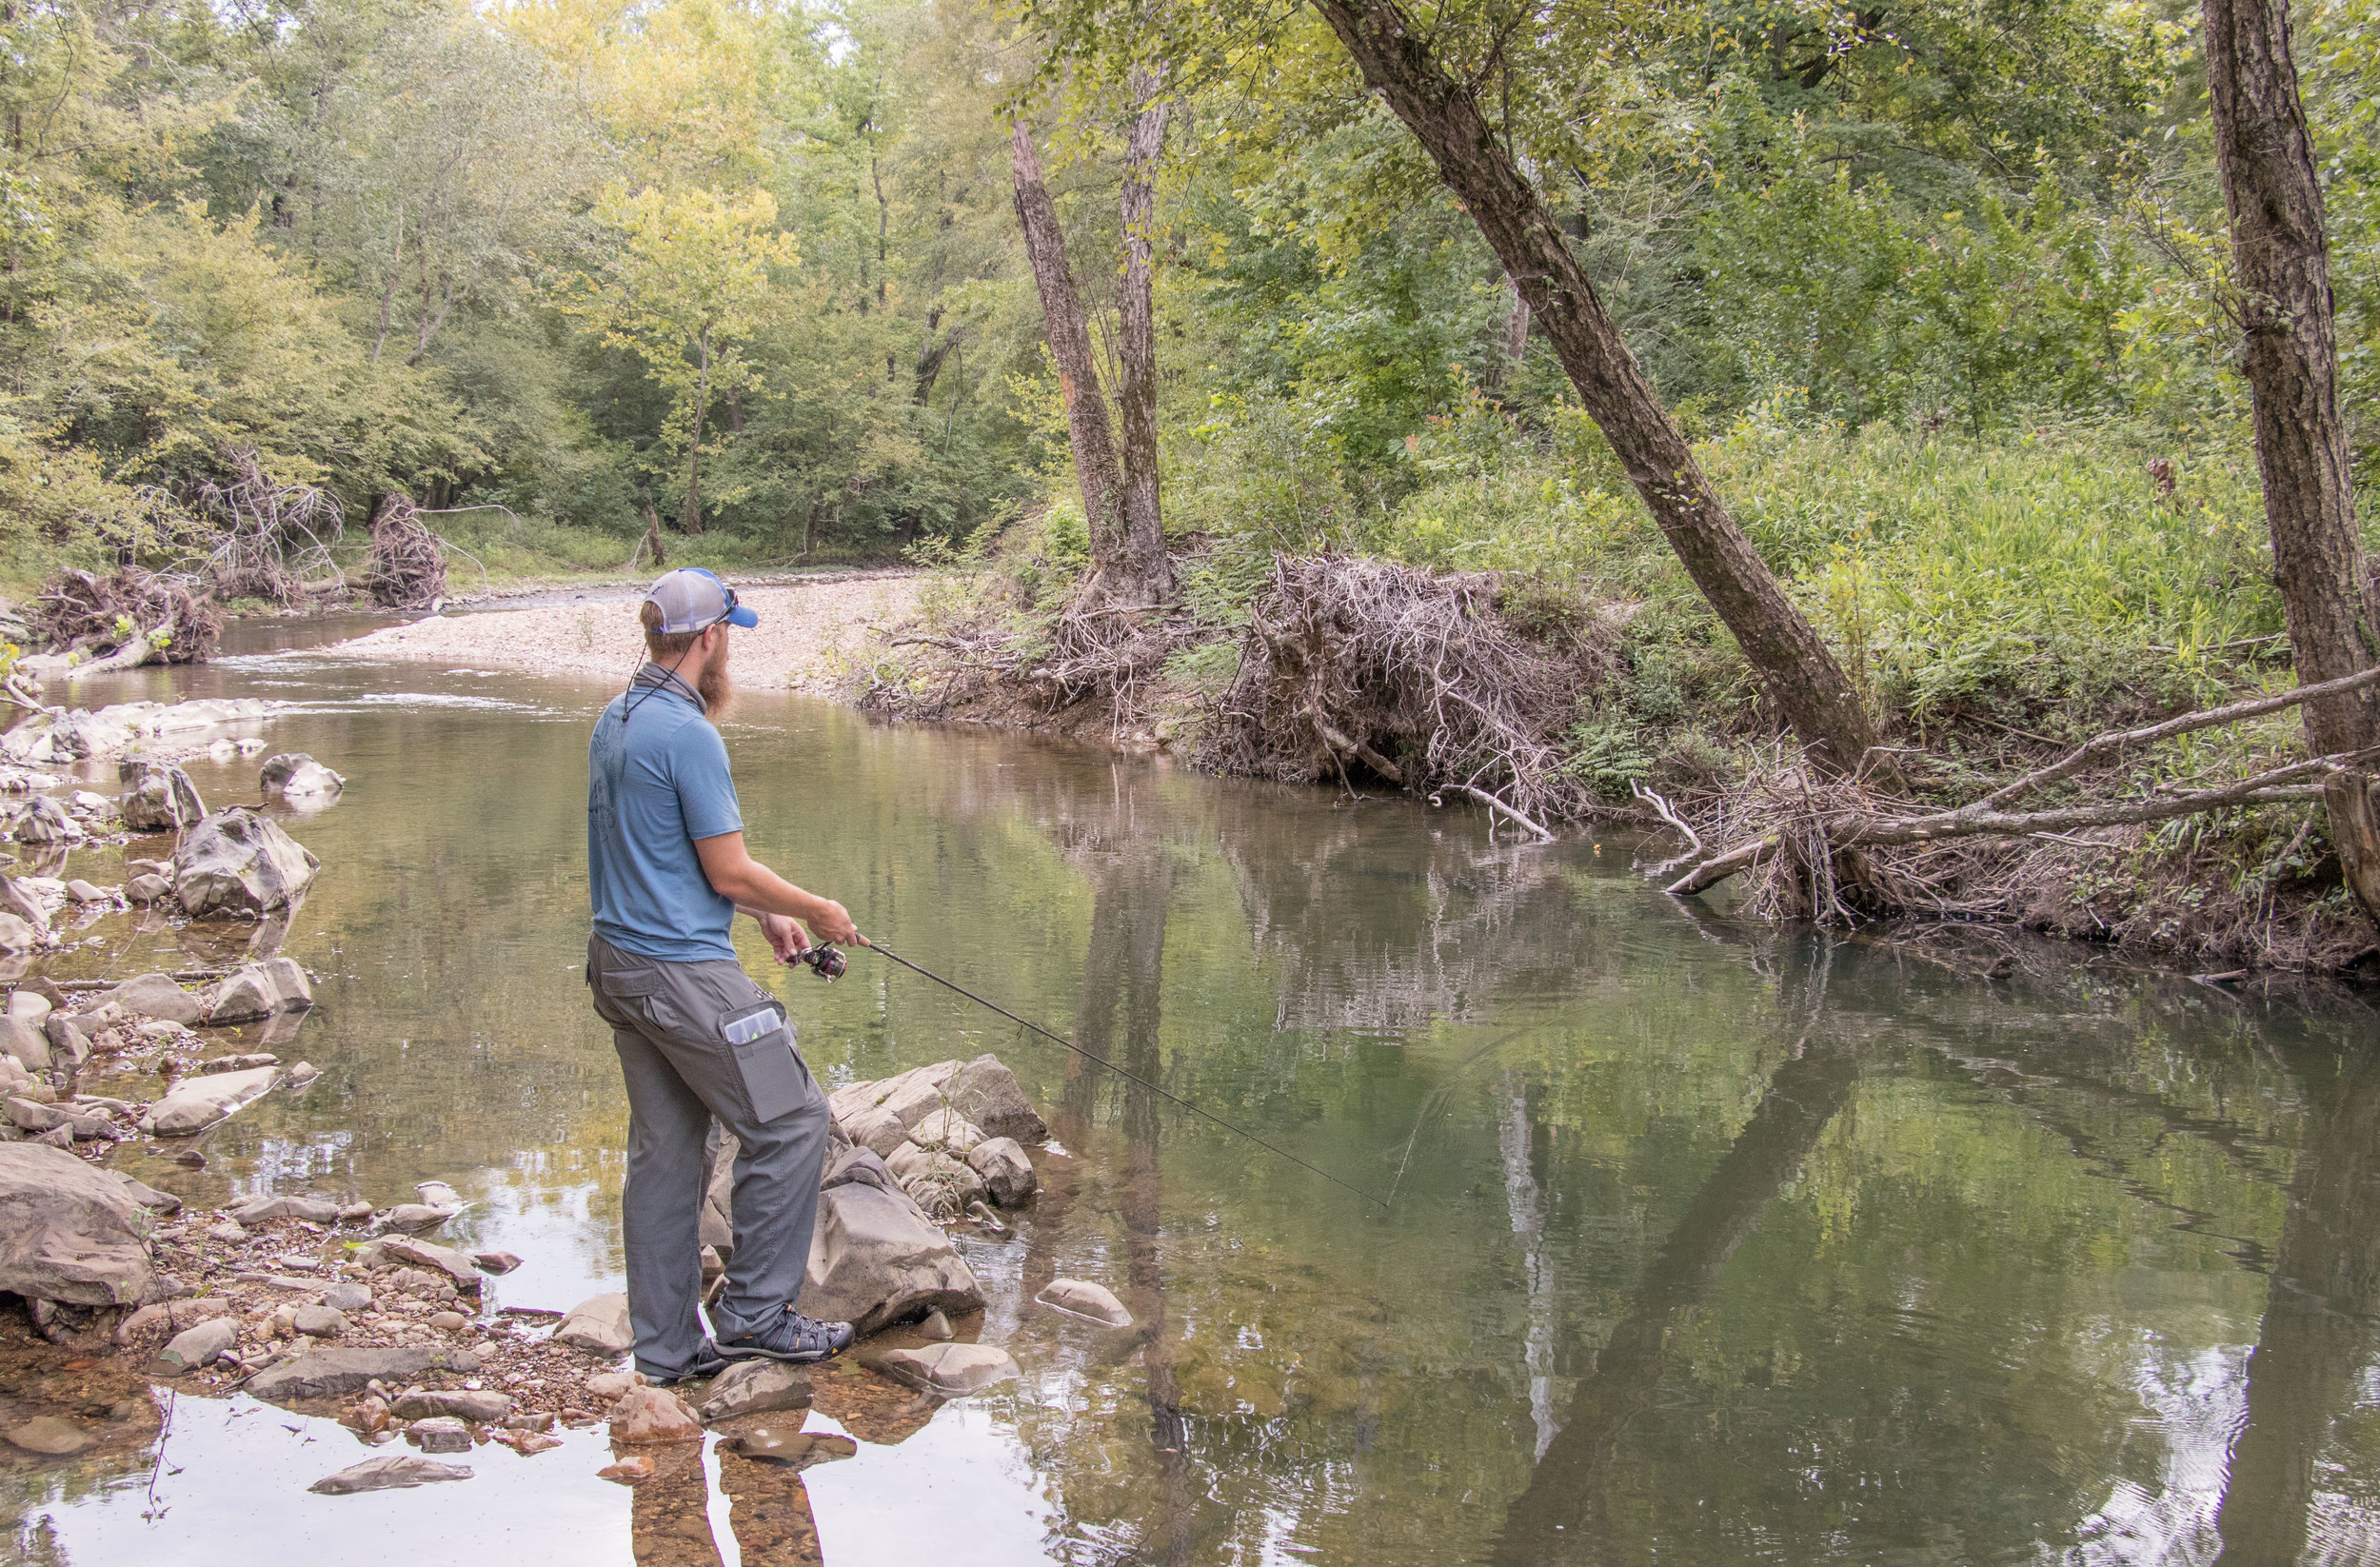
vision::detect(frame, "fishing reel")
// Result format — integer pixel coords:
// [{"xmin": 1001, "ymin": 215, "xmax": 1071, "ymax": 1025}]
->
[{"xmin": 796, "ymin": 942, "xmax": 847, "ymax": 982}]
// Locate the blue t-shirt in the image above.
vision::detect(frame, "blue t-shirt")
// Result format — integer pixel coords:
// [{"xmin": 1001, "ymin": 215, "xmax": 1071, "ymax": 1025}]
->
[{"xmin": 587, "ymin": 674, "xmax": 744, "ymax": 962}]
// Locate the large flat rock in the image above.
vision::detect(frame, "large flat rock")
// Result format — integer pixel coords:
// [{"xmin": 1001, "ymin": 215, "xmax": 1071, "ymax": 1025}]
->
[
  {"xmin": 140, "ymin": 1065, "xmax": 277, "ymax": 1136},
  {"xmin": 0, "ymin": 1143, "xmax": 154, "ymax": 1305},
  {"xmin": 247, "ymin": 1345, "xmax": 483, "ymax": 1404}
]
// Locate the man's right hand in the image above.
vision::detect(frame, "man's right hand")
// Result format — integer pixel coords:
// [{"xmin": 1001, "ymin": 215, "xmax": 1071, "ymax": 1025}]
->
[{"xmin": 806, "ymin": 900, "xmax": 859, "ymax": 945}]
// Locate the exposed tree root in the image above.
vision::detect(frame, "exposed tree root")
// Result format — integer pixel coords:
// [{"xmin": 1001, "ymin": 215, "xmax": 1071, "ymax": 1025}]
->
[
  {"xmin": 1200, "ymin": 555, "xmax": 1617, "ymax": 823},
  {"xmin": 192, "ymin": 448, "xmax": 345, "ymax": 607},
  {"xmin": 363, "ymin": 493, "xmax": 449, "ymax": 609},
  {"xmin": 21, "ymin": 567, "xmax": 220, "ymax": 672}
]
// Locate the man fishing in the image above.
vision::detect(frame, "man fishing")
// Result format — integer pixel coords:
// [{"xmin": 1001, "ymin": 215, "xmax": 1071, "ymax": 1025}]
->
[{"xmin": 584, "ymin": 566, "xmax": 860, "ymax": 1383}]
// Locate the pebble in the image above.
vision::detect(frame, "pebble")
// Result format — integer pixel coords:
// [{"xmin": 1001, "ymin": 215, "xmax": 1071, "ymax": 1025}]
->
[
  {"xmin": 426, "ymin": 1311, "xmax": 468, "ymax": 1332},
  {"xmin": 294, "ymin": 1305, "xmax": 347, "ymax": 1338},
  {"xmin": 918, "ymin": 1310, "xmax": 955, "ymax": 1341},
  {"xmin": 208, "ymin": 1221, "xmax": 248, "ymax": 1244},
  {"xmin": 406, "ymin": 1416, "xmax": 472, "ymax": 1454}
]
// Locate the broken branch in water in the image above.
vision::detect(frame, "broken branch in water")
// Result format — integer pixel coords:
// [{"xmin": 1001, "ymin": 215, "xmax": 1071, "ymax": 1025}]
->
[{"xmin": 1458, "ymin": 784, "xmax": 1554, "ymax": 841}]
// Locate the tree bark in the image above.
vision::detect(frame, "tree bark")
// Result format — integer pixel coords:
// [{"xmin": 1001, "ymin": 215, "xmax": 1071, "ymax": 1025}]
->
[
  {"xmin": 2202, "ymin": 0, "xmax": 2380, "ymax": 920},
  {"xmin": 1010, "ymin": 119, "xmax": 1130, "ymax": 602},
  {"xmin": 641, "ymin": 494, "xmax": 666, "ymax": 569},
  {"xmin": 1486, "ymin": 273, "xmax": 1529, "ymax": 390},
  {"xmin": 1114, "ymin": 70, "xmax": 1178, "ymax": 605},
  {"xmin": 680, "ymin": 322, "xmax": 711, "ymax": 535},
  {"xmin": 1311, "ymin": 0, "xmax": 1883, "ymax": 778}
]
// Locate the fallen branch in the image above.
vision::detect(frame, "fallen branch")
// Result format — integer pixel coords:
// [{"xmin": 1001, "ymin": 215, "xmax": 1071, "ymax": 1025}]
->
[
  {"xmin": 1977, "ymin": 664, "xmax": 2380, "ymax": 813},
  {"xmin": 1631, "ymin": 781, "xmax": 1703, "ymax": 854},
  {"xmin": 1670, "ymin": 747, "xmax": 2371, "ymax": 896},
  {"xmin": 1458, "ymin": 784, "xmax": 1554, "ymax": 842}
]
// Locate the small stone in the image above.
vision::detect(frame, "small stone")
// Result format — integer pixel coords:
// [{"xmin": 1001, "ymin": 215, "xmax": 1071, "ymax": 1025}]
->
[
  {"xmin": 64, "ymin": 880, "xmax": 107, "ymax": 904},
  {"xmin": 696, "ymin": 1360, "xmax": 811, "ymax": 1422},
  {"xmin": 555, "ymin": 1292, "xmax": 632, "ymax": 1356},
  {"xmin": 4, "ymin": 1417, "xmax": 93, "ymax": 1456},
  {"xmin": 309, "ymin": 1455, "xmax": 472, "ymax": 1495},
  {"xmin": 285, "ymin": 1061, "xmax": 319, "ymax": 1086},
  {"xmin": 208, "ymin": 1220, "xmax": 248, "ymax": 1244},
  {"xmin": 470, "ymin": 1251, "xmax": 522, "ymax": 1276},
  {"xmin": 596, "ymin": 1455, "xmax": 652, "ymax": 1483},
  {"xmin": 607, "ymin": 1385, "xmax": 702, "ymax": 1444},
  {"xmin": 293, "ymin": 1305, "xmax": 347, "ymax": 1338},
  {"xmin": 585, "ymin": 1370, "xmax": 637, "ymax": 1402},
  {"xmin": 878, "ymin": 1341, "xmax": 1021, "ymax": 1398},
  {"xmin": 275, "ymin": 1254, "xmax": 323, "ymax": 1272},
  {"xmin": 1037, "ymin": 1279, "xmax": 1133, "ymax": 1328},
  {"xmin": 917, "ymin": 1310, "xmax": 955, "ymax": 1341},
  {"xmin": 731, "ymin": 1429, "xmax": 857, "ymax": 1469},
  {"xmin": 321, "ymin": 1282, "xmax": 372, "ymax": 1312},
  {"xmin": 150, "ymin": 1317, "xmax": 239, "ymax": 1376},
  {"xmin": 414, "ymin": 1180, "xmax": 463, "ymax": 1207},
  {"xmin": 335, "ymin": 1200, "xmax": 372, "ymax": 1220},
  {"xmin": 426, "ymin": 1310, "xmax": 468, "ymax": 1332},
  {"xmin": 125, "ymin": 874, "xmax": 171, "ymax": 904}
]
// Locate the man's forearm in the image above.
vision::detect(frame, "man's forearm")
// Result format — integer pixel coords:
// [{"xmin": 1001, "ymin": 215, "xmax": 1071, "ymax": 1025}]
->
[{"xmin": 718, "ymin": 864, "xmax": 840, "ymax": 925}]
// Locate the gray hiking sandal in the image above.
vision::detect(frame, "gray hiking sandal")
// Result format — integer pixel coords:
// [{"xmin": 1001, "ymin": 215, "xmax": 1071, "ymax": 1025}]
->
[{"xmin": 717, "ymin": 1306, "xmax": 855, "ymax": 1365}]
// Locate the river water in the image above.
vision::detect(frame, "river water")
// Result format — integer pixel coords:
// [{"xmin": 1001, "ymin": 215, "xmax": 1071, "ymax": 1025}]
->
[{"xmin": 3, "ymin": 626, "xmax": 2377, "ymax": 1565}]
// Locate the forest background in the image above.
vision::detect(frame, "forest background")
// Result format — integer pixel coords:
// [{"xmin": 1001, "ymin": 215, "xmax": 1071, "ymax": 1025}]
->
[{"xmin": 6, "ymin": 0, "xmax": 2380, "ymax": 963}]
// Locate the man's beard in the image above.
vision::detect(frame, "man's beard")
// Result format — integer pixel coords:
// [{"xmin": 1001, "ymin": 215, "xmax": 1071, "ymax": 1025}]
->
[{"xmin": 698, "ymin": 646, "xmax": 734, "ymax": 719}]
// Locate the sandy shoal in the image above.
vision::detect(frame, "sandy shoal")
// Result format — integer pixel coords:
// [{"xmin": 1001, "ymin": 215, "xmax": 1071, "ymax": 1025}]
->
[{"xmin": 324, "ymin": 575, "xmax": 918, "ymax": 695}]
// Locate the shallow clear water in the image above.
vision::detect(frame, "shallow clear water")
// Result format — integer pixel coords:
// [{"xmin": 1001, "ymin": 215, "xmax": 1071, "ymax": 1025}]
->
[{"xmin": 4, "ymin": 639, "xmax": 2378, "ymax": 1565}]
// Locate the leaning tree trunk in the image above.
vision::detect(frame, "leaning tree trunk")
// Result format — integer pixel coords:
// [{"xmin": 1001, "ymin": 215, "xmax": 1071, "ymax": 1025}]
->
[
  {"xmin": 1311, "ymin": 0, "xmax": 1883, "ymax": 779},
  {"xmin": 1010, "ymin": 120, "xmax": 1132, "ymax": 605},
  {"xmin": 2203, "ymin": 0, "xmax": 2380, "ymax": 921},
  {"xmin": 1114, "ymin": 70, "xmax": 1178, "ymax": 606},
  {"xmin": 680, "ymin": 322, "xmax": 712, "ymax": 536}
]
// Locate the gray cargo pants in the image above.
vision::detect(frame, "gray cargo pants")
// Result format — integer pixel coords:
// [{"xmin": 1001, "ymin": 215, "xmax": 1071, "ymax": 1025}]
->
[{"xmin": 585, "ymin": 933, "xmax": 832, "ymax": 1379}]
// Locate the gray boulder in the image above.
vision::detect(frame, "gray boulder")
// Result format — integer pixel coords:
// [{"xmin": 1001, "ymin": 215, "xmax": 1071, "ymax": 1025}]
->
[
  {"xmin": 0, "ymin": 913, "xmax": 34, "ymax": 954},
  {"xmin": 391, "ymin": 1389, "xmax": 511, "ymax": 1422},
  {"xmin": 945, "ymin": 1055, "xmax": 1048, "ymax": 1143},
  {"xmin": 801, "ymin": 1181, "xmax": 982, "ymax": 1336},
  {"xmin": 14, "ymin": 795, "xmax": 80, "ymax": 844},
  {"xmin": 43, "ymin": 1014, "xmax": 89, "ymax": 1069},
  {"xmin": 377, "ymin": 1236, "xmax": 481, "ymax": 1292},
  {"xmin": 125, "ymin": 873, "xmax": 171, "ymax": 904},
  {"xmin": 281, "ymin": 761, "xmax": 345, "ymax": 798},
  {"xmin": 204, "ymin": 960, "xmax": 311, "ymax": 1023},
  {"xmin": 966, "ymin": 1138, "xmax": 1037, "ymax": 1207},
  {"xmin": 554, "ymin": 1292, "xmax": 631, "ymax": 1355},
  {"xmin": 697, "ymin": 1359, "xmax": 810, "ymax": 1422},
  {"xmin": 256, "ymin": 753, "xmax": 314, "ymax": 791},
  {"xmin": 885, "ymin": 1142, "xmax": 983, "ymax": 1219},
  {"xmin": 0, "ymin": 1143, "xmax": 155, "ymax": 1305},
  {"xmin": 248, "ymin": 1345, "xmax": 482, "ymax": 1403},
  {"xmin": 150, "ymin": 1318, "xmax": 238, "ymax": 1376},
  {"xmin": 172, "ymin": 807, "xmax": 319, "ymax": 918},
  {"xmin": 139, "ymin": 1064, "xmax": 277, "ymax": 1135},
  {"xmin": 1037, "ymin": 1279, "xmax": 1133, "ymax": 1327},
  {"xmin": 821, "ymin": 1144, "xmax": 900, "ymax": 1195},
  {"xmin": 108, "ymin": 973, "xmax": 203, "ymax": 1025},
  {"xmin": 116, "ymin": 759, "xmax": 206, "ymax": 834},
  {"xmin": 0, "ymin": 1016, "xmax": 48, "ymax": 1070},
  {"xmin": 231, "ymin": 1194, "xmax": 342, "ymax": 1225}
]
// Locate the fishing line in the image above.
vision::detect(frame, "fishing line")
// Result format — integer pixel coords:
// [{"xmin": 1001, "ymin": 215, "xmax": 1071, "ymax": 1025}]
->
[{"xmin": 852, "ymin": 940, "xmax": 1390, "ymax": 1210}]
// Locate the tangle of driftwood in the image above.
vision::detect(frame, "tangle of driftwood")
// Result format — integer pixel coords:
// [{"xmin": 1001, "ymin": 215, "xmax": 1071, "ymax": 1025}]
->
[{"xmin": 364, "ymin": 493, "xmax": 447, "ymax": 609}]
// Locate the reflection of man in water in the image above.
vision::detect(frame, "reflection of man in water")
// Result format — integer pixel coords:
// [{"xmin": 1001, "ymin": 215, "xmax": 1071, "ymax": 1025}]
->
[{"xmin": 584, "ymin": 568, "xmax": 860, "ymax": 1382}]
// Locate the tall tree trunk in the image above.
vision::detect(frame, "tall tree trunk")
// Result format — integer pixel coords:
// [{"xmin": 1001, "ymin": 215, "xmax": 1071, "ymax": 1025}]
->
[
  {"xmin": 1009, "ymin": 119, "xmax": 1130, "ymax": 603},
  {"xmin": 680, "ymin": 323, "xmax": 711, "ymax": 536},
  {"xmin": 1311, "ymin": 0, "xmax": 1882, "ymax": 778},
  {"xmin": 1114, "ymin": 70, "xmax": 1178, "ymax": 605},
  {"xmin": 2202, "ymin": 0, "xmax": 2380, "ymax": 920}
]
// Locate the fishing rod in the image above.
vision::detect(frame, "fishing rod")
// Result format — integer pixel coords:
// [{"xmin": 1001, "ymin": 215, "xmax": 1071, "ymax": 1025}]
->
[{"xmin": 797, "ymin": 940, "xmax": 1389, "ymax": 1210}]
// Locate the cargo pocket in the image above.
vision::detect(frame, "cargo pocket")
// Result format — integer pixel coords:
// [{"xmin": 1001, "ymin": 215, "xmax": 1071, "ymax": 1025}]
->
[{"xmin": 723, "ymin": 1000, "xmax": 804, "ymax": 1122}]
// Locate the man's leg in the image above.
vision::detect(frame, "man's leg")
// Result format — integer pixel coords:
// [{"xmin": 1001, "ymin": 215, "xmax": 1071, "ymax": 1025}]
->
[
  {"xmin": 707, "ymin": 1062, "xmax": 832, "ymax": 1343},
  {"xmin": 613, "ymin": 1022, "xmax": 715, "ymax": 1379}
]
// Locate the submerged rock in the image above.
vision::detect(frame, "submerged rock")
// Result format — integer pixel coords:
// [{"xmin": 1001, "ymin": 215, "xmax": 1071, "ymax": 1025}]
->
[
  {"xmin": 555, "ymin": 1292, "xmax": 633, "ymax": 1355},
  {"xmin": 172, "ymin": 807, "xmax": 319, "ymax": 918},
  {"xmin": 802, "ymin": 1181, "xmax": 983, "ymax": 1336},
  {"xmin": 877, "ymin": 1342, "xmax": 1020, "ymax": 1398},
  {"xmin": 139, "ymin": 1064, "xmax": 278, "ymax": 1136},
  {"xmin": 117, "ymin": 759, "xmax": 206, "ymax": 834},
  {"xmin": 1037, "ymin": 1279, "xmax": 1133, "ymax": 1327},
  {"xmin": 731, "ymin": 1428, "xmax": 855, "ymax": 1469},
  {"xmin": 4, "ymin": 1416, "xmax": 93, "ymax": 1457},
  {"xmin": 280, "ymin": 761, "xmax": 346, "ymax": 799},
  {"xmin": 0, "ymin": 1144, "xmax": 158, "ymax": 1305},
  {"xmin": 308, "ymin": 1455, "xmax": 473, "ymax": 1495}
]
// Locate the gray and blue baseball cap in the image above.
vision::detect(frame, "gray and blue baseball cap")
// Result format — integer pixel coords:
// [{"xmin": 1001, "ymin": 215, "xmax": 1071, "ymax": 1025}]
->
[{"xmin": 645, "ymin": 567, "xmax": 758, "ymax": 633}]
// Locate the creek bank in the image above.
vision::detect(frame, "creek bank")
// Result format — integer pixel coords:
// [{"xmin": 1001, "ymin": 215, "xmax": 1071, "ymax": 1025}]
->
[{"xmin": 0, "ymin": 1051, "xmax": 1119, "ymax": 1487}]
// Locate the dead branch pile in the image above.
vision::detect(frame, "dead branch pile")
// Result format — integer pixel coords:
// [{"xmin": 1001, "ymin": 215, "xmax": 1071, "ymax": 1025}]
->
[
  {"xmin": 24, "ymin": 567, "xmax": 219, "ymax": 664},
  {"xmin": 363, "ymin": 493, "xmax": 447, "ymax": 609},
  {"xmin": 1200, "ymin": 555, "xmax": 1612, "ymax": 825},
  {"xmin": 194, "ymin": 448, "xmax": 345, "ymax": 607}
]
